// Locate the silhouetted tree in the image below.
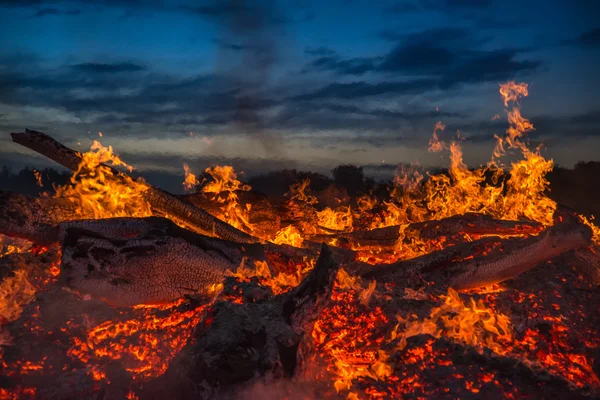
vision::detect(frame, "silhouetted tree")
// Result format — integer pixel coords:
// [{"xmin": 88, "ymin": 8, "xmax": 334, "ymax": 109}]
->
[{"xmin": 332, "ymin": 165, "xmax": 365, "ymax": 196}]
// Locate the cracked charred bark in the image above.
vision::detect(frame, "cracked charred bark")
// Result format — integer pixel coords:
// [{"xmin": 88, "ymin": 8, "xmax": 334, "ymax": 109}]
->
[
  {"xmin": 55, "ymin": 217, "xmax": 334, "ymax": 307},
  {"xmin": 0, "ymin": 190, "xmax": 78, "ymax": 245}
]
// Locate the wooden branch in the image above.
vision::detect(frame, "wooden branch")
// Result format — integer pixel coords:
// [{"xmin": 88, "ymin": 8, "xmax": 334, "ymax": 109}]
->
[
  {"xmin": 57, "ymin": 217, "xmax": 296, "ymax": 307},
  {"xmin": 360, "ymin": 213, "xmax": 592, "ymax": 291},
  {"xmin": 11, "ymin": 129, "xmax": 258, "ymax": 243},
  {"xmin": 407, "ymin": 213, "xmax": 544, "ymax": 239},
  {"xmin": 357, "ymin": 236, "xmax": 502, "ymax": 281},
  {"xmin": 308, "ymin": 213, "xmax": 544, "ymax": 247},
  {"xmin": 572, "ymin": 246, "xmax": 600, "ymax": 285},
  {"xmin": 179, "ymin": 190, "xmax": 282, "ymax": 238},
  {"xmin": 141, "ymin": 244, "xmax": 339, "ymax": 399},
  {"xmin": 0, "ymin": 190, "xmax": 78, "ymax": 245}
]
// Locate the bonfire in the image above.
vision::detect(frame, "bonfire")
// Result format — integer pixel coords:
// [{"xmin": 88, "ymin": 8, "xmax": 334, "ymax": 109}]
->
[{"xmin": 0, "ymin": 82, "xmax": 599, "ymax": 399}]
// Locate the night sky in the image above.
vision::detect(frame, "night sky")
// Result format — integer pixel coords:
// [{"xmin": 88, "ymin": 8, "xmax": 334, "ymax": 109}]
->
[{"xmin": 1, "ymin": 0, "xmax": 599, "ymax": 182}]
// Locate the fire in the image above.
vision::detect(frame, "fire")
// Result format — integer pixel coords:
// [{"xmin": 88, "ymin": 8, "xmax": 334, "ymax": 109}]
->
[
  {"xmin": 499, "ymin": 80, "xmax": 529, "ymax": 107},
  {"xmin": 198, "ymin": 165, "xmax": 255, "ymax": 232},
  {"xmin": 272, "ymin": 224, "xmax": 304, "ymax": 248},
  {"xmin": 428, "ymin": 121, "xmax": 445, "ymax": 152},
  {"xmin": 317, "ymin": 206, "xmax": 354, "ymax": 232},
  {"xmin": 393, "ymin": 288, "xmax": 513, "ymax": 355},
  {"xmin": 33, "ymin": 169, "xmax": 43, "ymax": 187},
  {"xmin": 182, "ymin": 163, "xmax": 198, "ymax": 191},
  {"xmin": 289, "ymin": 178, "xmax": 318, "ymax": 205},
  {"xmin": 2, "ymin": 80, "xmax": 600, "ymax": 398},
  {"xmin": 54, "ymin": 140, "xmax": 152, "ymax": 219},
  {"xmin": 230, "ymin": 258, "xmax": 314, "ymax": 295},
  {"xmin": 0, "ymin": 269, "xmax": 36, "ymax": 323}
]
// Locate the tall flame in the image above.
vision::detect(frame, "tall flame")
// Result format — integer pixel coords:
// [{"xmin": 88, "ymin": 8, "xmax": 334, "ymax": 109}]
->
[{"xmin": 54, "ymin": 141, "xmax": 152, "ymax": 219}]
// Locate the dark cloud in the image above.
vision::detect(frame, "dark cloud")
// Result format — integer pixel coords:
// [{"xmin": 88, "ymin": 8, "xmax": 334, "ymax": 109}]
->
[
  {"xmin": 437, "ymin": 49, "xmax": 542, "ymax": 87},
  {"xmin": 384, "ymin": 2, "xmax": 419, "ymax": 13},
  {"xmin": 385, "ymin": 0, "xmax": 491, "ymax": 14},
  {"xmin": 69, "ymin": 62, "xmax": 147, "ymax": 73},
  {"xmin": 302, "ymin": 27, "xmax": 540, "ymax": 94},
  {"xmin": 292, "ymin": 79, "xmax": 438, "ymax": 101},
  {"xmin": 0, "ymin": 0, "xmax": 44, "ymax": 6},
  {"xmin": 179, "ymin": 1, "xmax": 286, "ymax": 26},
  {"xmin": 304, "ymin": 46, "xmax": 336, "ymax": 56},
  {"xmin": 268, "ymin": 101, "xmax": 464, "ymax": 133},
  {"xmin": 303, "ymin": 55, "xmax": 379, "ymax": 76},
  {"xmin": 212, "ymin": 38, "xmax": 260, "ymax": 52},
  {"xmin": 34, "ymin": 7, "xmax": 80, "ymax": 16},
  {"xmin": 564, "ymin": 27, "xmax": 600, "ymax": 47}
]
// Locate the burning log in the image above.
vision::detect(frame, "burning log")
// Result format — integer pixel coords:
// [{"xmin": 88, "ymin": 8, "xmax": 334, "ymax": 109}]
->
[
  {"xmin": 280, "ymin": 198, "xmax": 319, "ymax": 230},
  {"xmin": 141, "ymin": 244, "xmax": 339, "ymax": 400},
  {"xmin": 56, "ymin": 213, "xmax": 588, "ymax": 306},
  {"xmin": 308, "ymin": 213, "xmax": 544, "ymax": 248},
  {"xmin": 1, "ymin": 188, "xmax": 586, "ymax": 306},
  {"xmin": 11, "ymin": 129, "xmax": 258, "ymax": 243},
  {"xmin": 55, "ymin": 217, "xmax": 321, "ymax": 307},
  {"xmin": 179, "ymin": 190, "xmax": 281, "ymax": 237},
  {"xmin": 572, "ymin": 246, "xmax": 600, "ymax": 285},
  {"xmin": 361, "ymin": 209, "xmax": 592, "ymax": 291},
  {"xmin": 0, "ymin": 190, "xmax": 78, "ymax": 245},
  {"xmin": 34, "ymin": 215, "xmax": 349, "ymax": 307}
]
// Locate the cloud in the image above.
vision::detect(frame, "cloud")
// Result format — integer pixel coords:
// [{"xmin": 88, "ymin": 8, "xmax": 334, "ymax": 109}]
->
[
  {"xmin": 35, "ymin": 7, "xmax": 80, "ymax": 16},
  {"xmin": 291, "ymin": 79, "xmax": 439, "ymax": 101},
  {"xmin": 212, "ymin": 38, "xmax": 258, "ymax": 52},
  {"xmin": 303, "ymin": 55, "xmax": 380, "ymax": 76},
  {"xmin": 179, "ymin": 1, "xmax": 286, "ymax": 26},
  {"xmin": 304, "ymin": 46, "xmax": 336, "ymax": 56},
  {"xmin": 384, "ymin": 2, "xmax": 420, "ymax": 13},
  {"xmin": 301, "ymin": 27, "xmax": 541, "ymax": 96},
  {"xmin": 69, "ymin": 62, "xmax": 147, "ymax": 73},
  {"xmin": 385, "ymin": 0, "xmax": 491, "ymax": 14},
  {"xmin": 564, "ymin": 27, "xmax": 600, "ymax": 47}
]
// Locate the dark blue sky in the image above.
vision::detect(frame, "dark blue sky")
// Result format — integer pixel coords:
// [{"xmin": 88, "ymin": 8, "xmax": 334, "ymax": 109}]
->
[{"xmin": 1, "ymin": 0, "xmax": 599, "ymax": 180}]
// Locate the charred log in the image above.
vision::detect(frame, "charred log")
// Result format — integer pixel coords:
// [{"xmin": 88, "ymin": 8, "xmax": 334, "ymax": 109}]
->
[
  {"xmin": 141, "ymin": 244, "xmax": 339, "ymax": 400},
  {"xmin": 572, "ymin": 245, "xmax": 600, "ymax": 285},
  {"xmin": 280, "ymin": 199, "xmax": 318, "ymax": 230},
  {"xmin": 0, "ymin": 190, "xmax": 78, "ymax": 245},
  {"xmin": 56, "ymin": 217, "xmax": 306, "ymax": 307},
  {"xmin": 49, "ymin": 216, "xmax": 350, "ymax": 307},
  {"xmin": 179, "ymin": 191, "xmax": 281, "ymax": 237},
  {"xmin": 11, "ymin": 129, "xmax": 257, "ymax": 243},
  {"xmin": 361, "ymin": 210, "xmax": 592, "ymax": 291},
  {"xmin": 309, "ymin": 213, "xmax": 544, "ymax": 248}
]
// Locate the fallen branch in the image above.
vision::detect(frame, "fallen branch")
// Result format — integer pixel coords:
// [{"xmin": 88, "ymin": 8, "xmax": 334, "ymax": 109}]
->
[
  {"xmin": 309, "ymin": 213, "xmax": 544, "ymax": 248},
  {"xmin": 11, "ymin": 129, "xmax": 257, "ymax": 243},
  {"xmin": 572, "ymin": 245, "xmax": 600, "ymax": 285},
  {"xmin": 141, "ymin": 244, "xmax": 339, "ymax": 399},
  {"xmin": 57, "ymin": 216, "xmax": 325, "ymax": 307},
  {"xmin": 180, "ymin": 191, "xmax": 282, "ymax": 238},
  {"xmin": 361, "ymin": 209, "xmax": 592, "ymax": 291},
  {"xmin": 0, "ymin": 190, "xmax": 77, "ymax": 245}
]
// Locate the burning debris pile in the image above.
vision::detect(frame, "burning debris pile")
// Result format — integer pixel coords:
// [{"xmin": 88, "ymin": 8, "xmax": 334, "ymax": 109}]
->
[{"xmin": 0, "ymin": 82, "xmax": 599, "ymax": 399}]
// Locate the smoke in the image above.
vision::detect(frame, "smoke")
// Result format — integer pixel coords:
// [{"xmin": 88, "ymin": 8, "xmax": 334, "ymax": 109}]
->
[
  {"xmin": 231, "ymin": 378, "xmax": 329, "ymax": 400},
  {"xmin": 214, "ymin": 0, "xmax": 288, "ymax": 159}
]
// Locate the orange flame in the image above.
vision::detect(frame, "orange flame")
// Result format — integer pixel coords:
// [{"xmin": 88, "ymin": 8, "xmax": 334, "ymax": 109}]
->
[
  {"xmin": 54, "ymin": 140, "xmax": 152, "ymax": 219},
  {"xmin": 182, "ymin": 164, "xmax": 198, "ymax": 191},
  {"xmin": 428, "ymin": 121, "xmax": 445, "ymax": 152}
]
